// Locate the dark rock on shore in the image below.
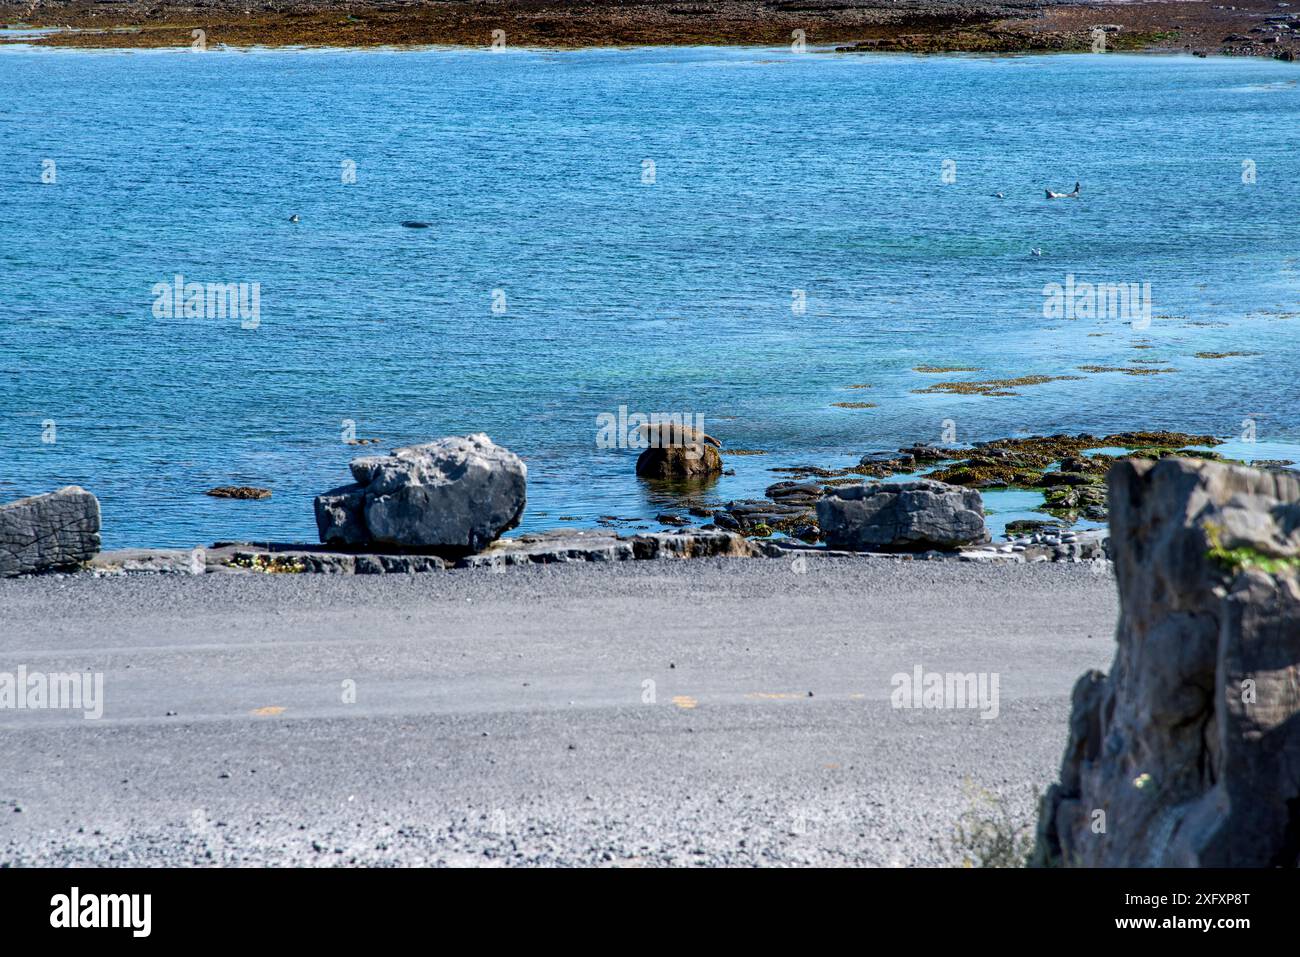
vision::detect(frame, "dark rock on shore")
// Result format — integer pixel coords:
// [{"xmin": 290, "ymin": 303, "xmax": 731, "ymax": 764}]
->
[
  {"xmin": 1035, "ymin": 457, "xmax": 1300, "ymax": 867},
  {"xmin": 0, "ymin": 486, "xmax": 101, "ymax": 577},
  {"xmin": 817, "ymin": 480, "xmax": 987, "ymax": 552}
]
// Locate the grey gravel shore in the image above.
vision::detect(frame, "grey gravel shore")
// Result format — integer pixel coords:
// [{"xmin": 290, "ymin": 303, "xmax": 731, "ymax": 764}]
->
[{"xmin": 0, "ymin": 559, "xmax": 1116, "ymax": 866}]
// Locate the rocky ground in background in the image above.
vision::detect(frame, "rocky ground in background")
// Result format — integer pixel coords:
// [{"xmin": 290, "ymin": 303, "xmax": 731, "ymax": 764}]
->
[{"xmin": 3, "ymin": 0, "xmax": 1298, "ymax": 59}]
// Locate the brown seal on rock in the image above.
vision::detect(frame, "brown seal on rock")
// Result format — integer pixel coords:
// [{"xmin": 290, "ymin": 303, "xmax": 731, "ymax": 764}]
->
[{"xmin": 634, "ymin": 423, "xmax": 722, "ymax": 479}]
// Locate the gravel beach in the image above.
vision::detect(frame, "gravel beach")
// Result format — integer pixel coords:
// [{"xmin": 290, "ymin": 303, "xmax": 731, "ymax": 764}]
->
[{"xmin": 0, "ymin": 558, "xmax": 1116, "ymax": 866}]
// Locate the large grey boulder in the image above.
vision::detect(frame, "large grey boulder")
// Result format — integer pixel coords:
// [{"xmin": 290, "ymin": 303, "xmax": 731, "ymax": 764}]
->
[
  {"xmin": 314, "ymin": 434, "xmax": 526, "ymax": 554},
  {"xmin": 313, "ymin": 483, "xmax": 368, "ymax": 547},
  {"xmin": 1035, "ymin": 457, "xmax": 1300, "ymax": 868},
  {"xmin": 0, "ymin": 486, "xmax": 101, "ymax": 577},
  {"xmin": 815, "ymin": 479, "xmax": 986, "ymax": 551}
]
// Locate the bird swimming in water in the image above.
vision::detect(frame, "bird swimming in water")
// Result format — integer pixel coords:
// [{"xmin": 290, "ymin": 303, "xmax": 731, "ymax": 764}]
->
[
  {"xmin": 1046, "ymin": 182, "xmax": 1080, "ymax": 200},
  {"xmin": 1030, "ymin": 248, "xmax": 1042, "ymax": 257},
  {"xmin": 288, "ymin": 214, "xmax": 300, "ymax": 223},
  {"xmin": 995, "ymin": 192, "xmax": 1004, "ymax": 199}
]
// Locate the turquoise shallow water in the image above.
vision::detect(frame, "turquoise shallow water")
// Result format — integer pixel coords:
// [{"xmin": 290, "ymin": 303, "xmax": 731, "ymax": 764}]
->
[{"xmin": 1, "ymin": 46, "xmax": 1297, "ymax": 547}]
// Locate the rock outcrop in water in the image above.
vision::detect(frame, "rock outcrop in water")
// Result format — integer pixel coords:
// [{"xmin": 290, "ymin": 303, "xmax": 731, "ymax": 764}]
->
[
  {"xmin": 1034, "ymin": 458, "xmax": 1300, "ymax": 867},
  {"xmin": 206, "ymin": 485, "xmax": 271, "ymax": 500},
  {"xmin": 315, "ymin": 434, "xmax": 526, "ymax": 554},
  {"xmin": 0, "ymin": 486, "xmax": 101, "ymax": 577},
  {"xmin": 816, "ymin": 479, "xmax": 987, "ymax": 551},
  {"xmin": 634, "ymin": 423, "xmax": 722, "ymax": 480}
]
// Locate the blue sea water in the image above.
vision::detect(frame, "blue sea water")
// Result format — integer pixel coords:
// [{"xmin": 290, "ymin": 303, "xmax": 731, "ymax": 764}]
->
[{"xmin": 1, "ymin": 45, "xmax": 1298, "ymax": 548}]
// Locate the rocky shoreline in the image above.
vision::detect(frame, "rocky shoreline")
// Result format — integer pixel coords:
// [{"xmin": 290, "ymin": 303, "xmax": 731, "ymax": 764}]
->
[
  {"xmin": 76, "ymin": 522, "xmax": 1108, "ymax": 577},
  {"xmin": 5, "ymin": 428, "xmax": 1186, "ymax": 581},
  {"xmin": 5, "ymin": 428, "xmax": 1295, "ymax": 580},
  {"xmin": 3, "ymin": 0, "xmax": 1299, "ymax": 60},
  {"xmin": 6, "ymin": 452, "xmax": 1299, "ymax": 869}
]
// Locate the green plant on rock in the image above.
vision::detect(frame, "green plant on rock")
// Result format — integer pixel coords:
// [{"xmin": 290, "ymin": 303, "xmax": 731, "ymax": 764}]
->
[
  {"xmin": 1205, "ymin": 523, "xmax": 1300, "ymax": 576},
  {"xmin": 228, "ymin": 554, "xmax": 308, "ymax": 574}
]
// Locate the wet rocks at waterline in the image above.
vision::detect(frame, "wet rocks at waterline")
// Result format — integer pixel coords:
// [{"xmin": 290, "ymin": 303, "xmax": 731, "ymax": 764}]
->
[{"xmin": 710, "ymin": 480, "xmax": 821, "ymax": 539}]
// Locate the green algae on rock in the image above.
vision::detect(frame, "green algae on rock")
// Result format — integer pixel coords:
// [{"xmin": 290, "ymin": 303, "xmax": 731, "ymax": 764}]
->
[
  {"xmin": 1077, "ymin": 365, "xmax": 1177, "ymax": 376},
  {"xmin": 912, "ymin": 432, "xmax": 1224, "ymax": 514},
  {"xmin": 1041, "ymin": 484, "xmax": 1109, "ymax": 521},
  {"xmin": 913, "ymin": 374, "xmax": 1083, "ymax": 397},
  {"xmin": 723, "ymin": 430, "xmax": 1232, "ymax": 543},
  {"xmin": 1205, "ymin": 523, "xmax": 1300, "ymax": 576},
  {"xmin": 206, "ymin": 486, "xmax": 271, "ymax": 500}
]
